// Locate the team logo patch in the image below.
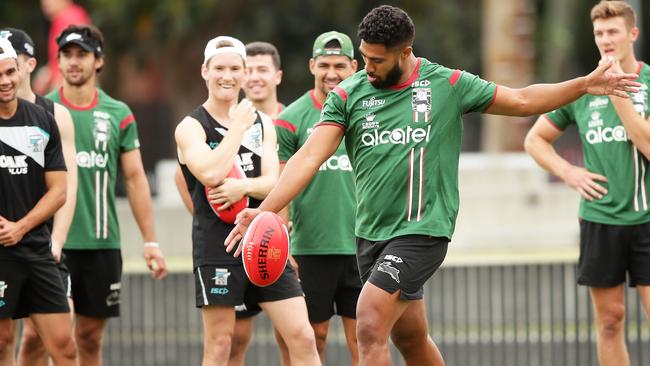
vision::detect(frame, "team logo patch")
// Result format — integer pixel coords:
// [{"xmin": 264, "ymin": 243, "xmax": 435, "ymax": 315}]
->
[
  {"xmin": 212, "ymin": 268, "xmax": 231, "ymax": 286},
  {"xmin": 29, "ymin": 134, "xmax": 44, "ymax": 152},
  {"xmin": 93, "ymin": 111, "xmax": 111, "ymax": 151},
  {"xmin": 412, "ymin": 87, "xmax": 431, "ymax": 123},
  {"xmin": 106, "ymin": 282, "xmax": 121, "ymax": 306},
  {"xmin": 377, "ymin": 261, "xmax": 400, "ymax": 283},
  {"xmin": 0, "ymin": 281, "xmax": 7, "ymax": 298}
]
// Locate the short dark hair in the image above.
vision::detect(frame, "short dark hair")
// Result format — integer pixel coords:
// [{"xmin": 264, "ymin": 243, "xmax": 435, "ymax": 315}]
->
[
  {"xmin": 357, "ymin": 5, "xmax": 415, "ymax": 49},
  {"xmin": 245, "ymin": 42, "xmax": 281, "ymax": 69}
]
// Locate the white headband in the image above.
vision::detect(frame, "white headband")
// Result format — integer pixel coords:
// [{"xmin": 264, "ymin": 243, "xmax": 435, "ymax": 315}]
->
[
  {"xmin": 0, "ymin": 38, "xmax": 17, "ymax": 62},
  {"xmin": 203, "ymin": 36, "xmax": 247, "ymax": 65}
]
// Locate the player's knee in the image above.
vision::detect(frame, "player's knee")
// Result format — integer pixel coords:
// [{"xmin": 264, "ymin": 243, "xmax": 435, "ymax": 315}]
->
[
  {"xmin": 285, "ymin": 324, "xmax": 317, "ymax": 355},
  {"xmin": 356, "ymin": 317, "xmax": 385, "ymax": 348},
  {"xmin": 48, "ymin": 333, "xmax": 77, "ymax": 361},
  {"xmin": 391, "ymin": 330, "xmax": 428, "ymax": 354},
  {"xmin": 20, "ymin": 328, "xmax": 46, "ymax": 355},
  {"xmin": 76, "ymin": 325, "xmax": 104, "ymax": 353},
  {"xmin": 0, "ymin": 330, "xmax": 15, "ymax": 357},
  {"xmin": 204, "ymin": 333, "xmax": 232, "ymax": 362},
  {"xmin": 597, "ymin": 304, "xmax": 626, "ymax": 339},
  {"xmin": 229, "ymin": 332, "xmax": 250, "ymax": 359}
]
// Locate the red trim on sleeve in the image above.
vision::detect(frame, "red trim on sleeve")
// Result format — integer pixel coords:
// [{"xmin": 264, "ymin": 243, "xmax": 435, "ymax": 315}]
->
[
  {"xmin": 483, "ymin": 85, "xmax": 499, "ymax": 112},
  {"xmin": 542, "ymin": 114, "xmax": 564, "ymax": 131},
  {"xmin": 59, "ymin": 87, "xmax": 99, "ymax": 111},
  {"xmin": 309, "ymin": 89, "xmax": 324, "ymax": 110},
  {"xmin": 315, "ymin": 122, "xmax": 346, "ymax": 131},
  {"xmin": 120, "ymin": 115, "xmax": 136, "ymax": 130},
  {"xmin": 388, "ymin": 58, "xmax": 422, "ymax": 90},
  {"xmin": 274, "ymin": 119, "xmax": 297, "ymax": 133},
  {"xmin": 449, "ymin": 69, "xmax": 462, "ymax": 86},
  {"xmin": 333, "ymin": 87, "xmax": 348, "ymax": 101}
]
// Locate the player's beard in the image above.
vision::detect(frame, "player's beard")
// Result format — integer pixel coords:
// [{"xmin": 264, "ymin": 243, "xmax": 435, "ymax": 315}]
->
[
  {"xmin": 369, "ymin": 62, "xmax": 403, "ymax": 89},
  {"xmin": 0, "ymin": 83, "xmax": 16, "ymax": 104},
  {"xmin": 63, "ymin": 68, "xmax": 93, "ymax": 87}
]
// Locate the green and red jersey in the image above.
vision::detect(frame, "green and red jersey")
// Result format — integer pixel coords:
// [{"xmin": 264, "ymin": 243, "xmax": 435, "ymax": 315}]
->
[
  {"xmin": 275, "ymin": 90, "xmax": 356, "ymax": 255},
  {"xmin": 320, "ymin": 58, "xmax": 497, "ymax": 241},
  {"xmin": 545, "ymin": 62, "xmax": 650, "ymax": 225},
  {"xmin": 48, "ymin": 88, "xmax": 140, "ymax": 249}
]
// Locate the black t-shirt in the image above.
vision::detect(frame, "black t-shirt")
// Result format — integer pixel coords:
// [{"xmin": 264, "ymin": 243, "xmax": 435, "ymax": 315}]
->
[
  {"xmin": 180, "ymin": 106, "xmax": 264, "ymax": 267},
  {"xmin": 35, "ymin": 94, "xmax": 55, "ymax": 116},
  {"xmin": 0, "ymin": 98, "xmax": 66, "ymax": 261}
]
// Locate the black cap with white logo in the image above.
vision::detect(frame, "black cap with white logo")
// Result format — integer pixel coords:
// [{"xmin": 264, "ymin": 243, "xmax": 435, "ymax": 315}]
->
[
  {"xmin": 56, "ymin": 26, "xmax": 103, "ymax": 57},
  {"xmin": 0, "ymin": 28, "xmax": 35, "ymax": 57}
]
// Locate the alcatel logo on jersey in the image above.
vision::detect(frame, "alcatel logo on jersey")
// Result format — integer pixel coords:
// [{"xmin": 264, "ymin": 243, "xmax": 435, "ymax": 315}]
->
[
  {"xmin": 0, "ymin": 155, "xmax": 28, "ymax": 175},
  {"xmin": 585, "ymin": 126, "xmax": 629, "ymax": 145},
  {"xmin": 361, "ymin": 125, "xmax": 431, "ymax": 147},
  {"xmin": 362, "ymin": 97, "xmax": 385, "ymax": 109},
  {"xmin": 77, "ymin": 151, "xmax": 108, "ymax": 168},
  {"xmin": 320, "ymin": 155, "xmax": 352, "ymax": 171}
]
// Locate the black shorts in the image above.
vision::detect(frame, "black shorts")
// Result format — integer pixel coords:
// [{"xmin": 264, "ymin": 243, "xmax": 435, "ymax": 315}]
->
[
  {"xmin": 195, "ymin": 262, "xmax": 303, "ymax": 309},
  {"xmin": 64, "ymin": 249, "xmax": 122, "ymax": 318},
  {"xmin": 357, "ymin": 235, "xmax": 448, "ymax": 301},
  {"xmin": 578, "ymin": 220, "xmax": 650, "ymax": 287},
  {"xmin": 0, "ymin": 258, "xmax": 70, "ymax": 319},
  {"xmin": 294, "ymin": 255, "xmax": 361, "ymax": 323}
]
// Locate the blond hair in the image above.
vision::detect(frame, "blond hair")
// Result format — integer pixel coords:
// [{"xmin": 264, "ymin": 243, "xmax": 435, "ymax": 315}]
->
[{"xmin": 591, "ymin": 1, "xmax": 637, "ymax": 29}]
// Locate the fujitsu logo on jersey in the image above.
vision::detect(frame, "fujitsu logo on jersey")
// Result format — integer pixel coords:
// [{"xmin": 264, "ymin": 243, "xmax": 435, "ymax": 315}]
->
[
  {"xmin": 362, "ymin": 97, "xmax": 385, "ymax": 109},
  {"xmin": 76, "ymin": 151, "xmax": 108, "ymax": 168},
  {"xmin": 361, "ymin": 125, "xmax": 431, "ymax": 147},
  {"xmin": 0, "ymin": 155, "xmax": 28, "ymax": 175}
]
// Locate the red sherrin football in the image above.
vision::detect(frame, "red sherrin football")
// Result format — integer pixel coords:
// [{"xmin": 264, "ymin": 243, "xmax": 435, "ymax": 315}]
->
[
  {"xmin": 205, "ymin": 164, "xmax": 249, "ymax": 224},
  {"xmin": 241, "ymin": 212, "xmax": 290, "ymax": 287}
]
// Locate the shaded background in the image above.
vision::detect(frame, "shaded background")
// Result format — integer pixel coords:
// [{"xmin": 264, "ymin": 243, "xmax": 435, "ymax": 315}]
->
[{"xmin": 1, "ymin": 0, "xmax": 648, "ymax": 176}]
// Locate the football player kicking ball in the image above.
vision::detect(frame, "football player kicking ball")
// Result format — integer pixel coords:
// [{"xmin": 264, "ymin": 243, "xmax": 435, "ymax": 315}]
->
[
  {"xmin": 226, "ymin": 5, "xmax": 640, "ymax": 366},
  {"xmin": 526, "ymin": 2, "xmax": 650, "ymax": 365},
  {"xmin": 274, "ymin": 31, "xmax": 360, "ymax": 365},
  {"xmin": 174, "ymin": 35, "xmax": 320, "ymax": 366}
]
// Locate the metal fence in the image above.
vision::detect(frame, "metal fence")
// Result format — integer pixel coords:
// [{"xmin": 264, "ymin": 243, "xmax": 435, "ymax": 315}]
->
[{"xmin": 96, "ymin": 260, "xmax": 649, "ymax": 366}]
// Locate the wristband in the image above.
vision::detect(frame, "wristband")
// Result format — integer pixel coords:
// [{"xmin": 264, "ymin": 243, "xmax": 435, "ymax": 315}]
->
[{"xmin": 144, "ymin": 242, "xmax": 160, "ymax": 248}]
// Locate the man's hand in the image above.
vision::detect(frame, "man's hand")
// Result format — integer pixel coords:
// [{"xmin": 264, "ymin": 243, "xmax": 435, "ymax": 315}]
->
[
  {"xmin": 224, "ymin": 208, "xmax": 263, "ymax": 257},
  {"xmin": 206, "ymin": 178, "xmax": 248, "ymax": 210},
  {"xmin": 229, "ymin": 98, "xmax": 257, "ymax": 131},
  {"xmin": 0, "ymin": 216, "xmax": 27, "ymax": 246},
  {"xmin": 144, "ymin": 245, "xmax": 168, "ymax": 280},
  {"xmin": 585, "ymin": 58, "xmax": 640, "ymax": 97},
  {"xmin": 559, "ymin": 165, "xmax": 608, "ymax": 201}
]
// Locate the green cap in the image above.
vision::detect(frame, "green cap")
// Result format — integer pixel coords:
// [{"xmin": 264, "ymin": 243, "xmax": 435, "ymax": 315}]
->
[{"xmin": 312, "ymin": 31, "xmax": 354, "ymax": 59}]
